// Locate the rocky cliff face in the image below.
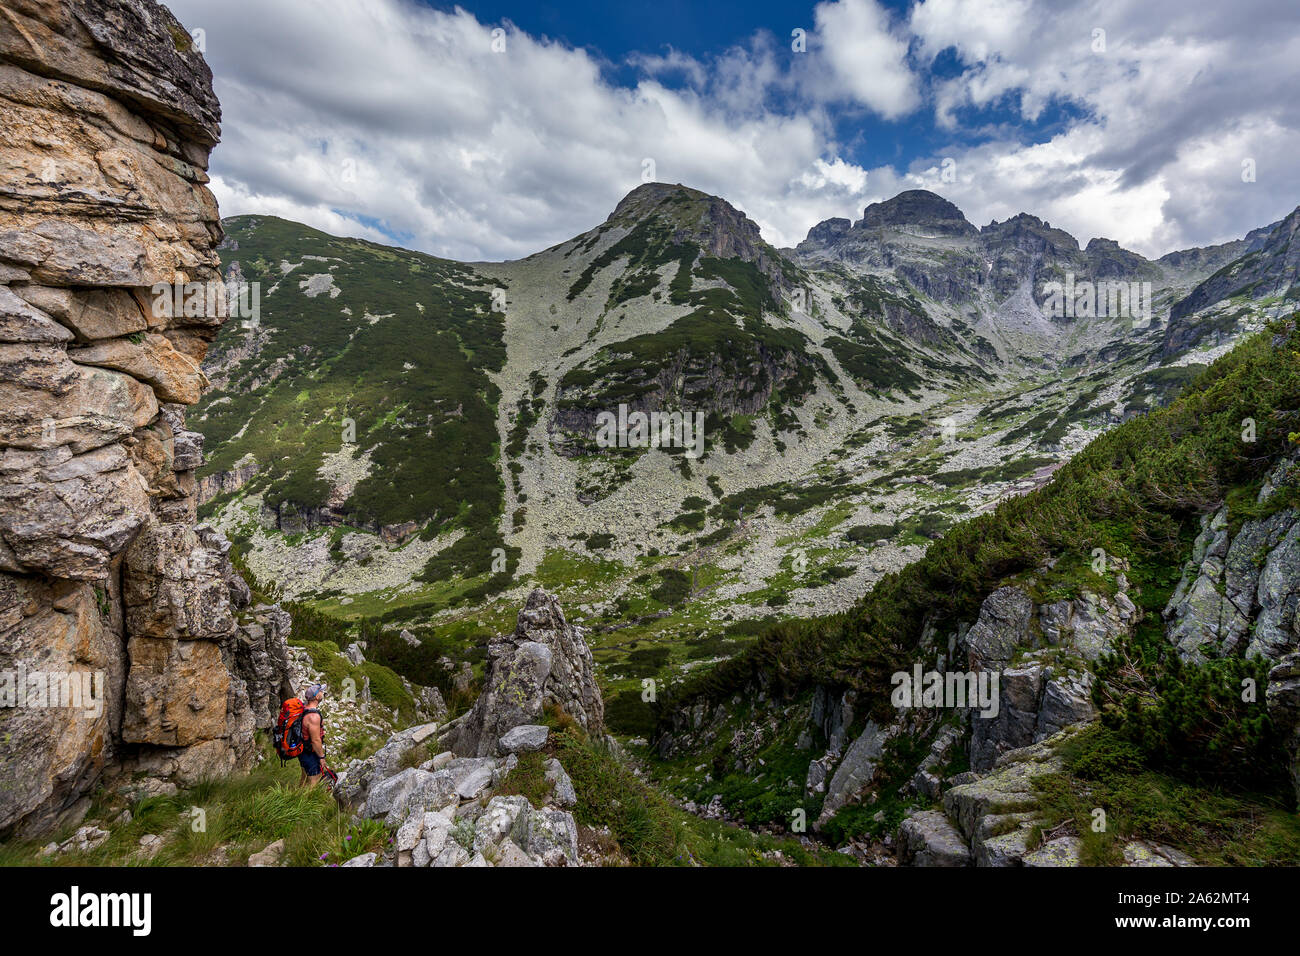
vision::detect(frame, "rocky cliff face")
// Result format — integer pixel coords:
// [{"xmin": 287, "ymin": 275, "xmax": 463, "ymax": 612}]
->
[
  {"xmin": 653, "ymin": 576, "xmax": 1133, "ymax": 832},
  {"xmin": 1160, "ymin": 209, "xmax": 1300, "ymax": 361},
  {"xmin": 654, "ymin": 439, "xmax": 1300, "ymax": 865},
  {"xmin": 0, "ymin": 0, "xmax": 290, "ymax": 838},
  {"xmin": 1161, "ymin": 451, "xmax": 1300, "ymax": 794}
]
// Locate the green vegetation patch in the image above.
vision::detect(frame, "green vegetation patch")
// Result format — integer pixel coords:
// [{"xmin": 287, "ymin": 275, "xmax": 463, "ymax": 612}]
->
[
  {"xmin": 1031, "ymin": 725, "xmax": 1300, "ymax": 865},
  {"xmin": 196, "ymin": 216, "xmax": 507, "ymax": 559},
  {"xmin": 664, "ymin": 318, "xmax": 1300, "ymax": 729}
]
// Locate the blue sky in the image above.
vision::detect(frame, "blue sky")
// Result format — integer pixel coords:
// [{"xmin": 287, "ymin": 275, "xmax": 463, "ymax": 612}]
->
[
  {"xmin": 420, "ymin": 0, "xmax": 1096, "ymax": 220},
  {"xmin": 167, "ymin": 0, "xmax": 1300, "ymax": 261},
  {"xmin": 426, "ymin": 0, "xmax": 1083, "ymax": 169},
  {"xmin": 436, "ymin": 0, "xmax": 814, "ymax": 60}
]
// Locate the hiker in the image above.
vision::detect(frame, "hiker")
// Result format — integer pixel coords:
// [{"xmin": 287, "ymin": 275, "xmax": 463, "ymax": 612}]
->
[{"xmin": 298, "ymin": 683, "xmax": 335, "ymax": 789}]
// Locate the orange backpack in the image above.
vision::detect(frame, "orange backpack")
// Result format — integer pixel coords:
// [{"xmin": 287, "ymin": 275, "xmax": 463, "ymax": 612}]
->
[{"xmin": 273, "ymin": 698, "xmax": 307, "ymax": 762}]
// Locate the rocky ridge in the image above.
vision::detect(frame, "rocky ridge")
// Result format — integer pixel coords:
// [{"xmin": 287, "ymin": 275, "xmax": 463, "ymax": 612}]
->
[{"xmin": 1168, "ymin": 207, "xmax": 1300, "ymax": 324}]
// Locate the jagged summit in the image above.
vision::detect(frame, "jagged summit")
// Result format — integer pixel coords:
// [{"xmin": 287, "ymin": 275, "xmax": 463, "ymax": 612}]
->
[
  {"xmin": 796, "ymin": 190, "xmax": 1167, "ymax": 273},
  {"xmin": 857, "ymin": 189, "xmax": 977, "ymax": 237},
  {"xmin": 794, "ymin": 190, "xmax": 1159, "ymax": 302},
  {"xmin": 599, "ymin": 181, "xmax": 770, "ymax": 262},
  {"xmin": 1084, "ymin": 236, "xmax": 1126, "ymax": 253},
  {"xmin": 1082, "ymin": 236, "xmax": 1157, "ymax": 279},
  {"xmin": 1159, "ymin": 218, "xmax": 1281, "ymax": 272},
  {"xmin": 979, "ymin": 212, "xmax": 1081, "ymax": 255},
  {"xmin": 798, "ymin": 189, "xmax": 976, "ymax": 246},
  {"xmin": 804, "ymin": 217, "xmax": 853, "ymax": 246},
  {"xmin": 607, "ymin": 181, "xmax": 716, "ymax": 220}
]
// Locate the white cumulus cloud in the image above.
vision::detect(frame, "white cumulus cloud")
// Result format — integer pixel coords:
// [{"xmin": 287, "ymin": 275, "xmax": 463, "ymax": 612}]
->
[{"xmin": 165, "ymin": 0, "xmax": 1300, "ymax": 262}]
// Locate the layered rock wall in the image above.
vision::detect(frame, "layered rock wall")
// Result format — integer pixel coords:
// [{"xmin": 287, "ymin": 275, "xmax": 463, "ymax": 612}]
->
[{"xmin": 0, "ymin": 0, "xmax": 288, "ymax": 838}]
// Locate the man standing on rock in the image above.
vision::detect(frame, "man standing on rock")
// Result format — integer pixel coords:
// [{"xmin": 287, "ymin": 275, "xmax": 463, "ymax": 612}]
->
[{"xmin": 298, "ymin": 684, "xmax": 336, "ymax": 789}]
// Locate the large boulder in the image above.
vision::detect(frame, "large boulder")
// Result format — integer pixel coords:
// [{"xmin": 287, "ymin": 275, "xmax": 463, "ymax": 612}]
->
[
  {"xmin": 898, "ymin": 810, "xmax": 972, "ymax": 867},
  {"xmin": 965, "ymin": 586, "xmax": 1035, "ymax": 670},
  {"xmin": 944, "ymin": 736, "xmax": 1065, "ymax": 847},
  {"xmin": 362, "ymin": 767, "xmax": 461, "ymax": 825},
  {"xmin": 499, "ymin": 724, "xmax": 549, "ymax": 754},
  {"xmin": 1038, "ymin": 590, "xmax": 1130, "ymax": 661},
  {"xmin": 334, "ymin": 721, "xmax": 442, "ymax": 810}
]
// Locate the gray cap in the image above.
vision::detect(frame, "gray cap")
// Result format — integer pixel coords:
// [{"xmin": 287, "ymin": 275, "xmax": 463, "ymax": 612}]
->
[{"xmin": 304, "ymin": 683, "xmax": 326, "ymax": 701}]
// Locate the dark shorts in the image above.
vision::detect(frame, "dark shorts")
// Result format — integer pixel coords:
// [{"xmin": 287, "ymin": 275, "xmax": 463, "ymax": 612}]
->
[{"xmin": 298, "ymin": 751, "xmax": 322, "ymax": 776}]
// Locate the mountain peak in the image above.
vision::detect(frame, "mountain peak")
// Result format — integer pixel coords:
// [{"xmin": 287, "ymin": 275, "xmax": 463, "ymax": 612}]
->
[
  {"xmin": 574, "ymin": 181, "xmax": 790, "ymax": 302},
  {"xmin": 598, "ymin": 181, "xmax": 776, "ymax": 270},
  {"xmin": 607, "ymin": 182, "xmax": 717, "ymax": 222},
  {"xmin": 1084, "ymin": 236, "xmax": 1123, "ymax": 253},
  {"xmin": 980, "ymin": 212, "xmax": 1081, "ymax": 255},
  {"xmin": 855, "ymin": 189, "xmax": 976, "ymax": 237}
]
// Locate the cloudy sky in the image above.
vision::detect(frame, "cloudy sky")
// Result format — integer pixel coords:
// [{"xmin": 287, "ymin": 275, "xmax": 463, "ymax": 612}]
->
[{"xmin": 166, "ymin": 0, "xmax": 1300, "ymax": 262}]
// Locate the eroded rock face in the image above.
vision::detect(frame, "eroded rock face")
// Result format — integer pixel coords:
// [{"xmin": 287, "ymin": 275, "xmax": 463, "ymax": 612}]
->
[
  {"xmin": 963, "ymin": 585, "xmax": 1126, "ymax": 772},
  {"xmin": 1164, "ymin": 490, "xmax": 1300, "ymax": 664},
  {"xmin": 1164, "ymin": 455, "xmax": 1300, "ymax": 797},
  {"xmin": 0, "ymin": 572, "xmax": 125, "ymax": 836},
  {"xmin": 890, "ymin": 729, "xmax": 1199, "ymax": 868},
  {"xmin": 816, "ymin": 719, "xmax": 896, "ymax": 826},
  {"xmin": 0, "ymin": 0, "xmax": 288, "ymax": 838},
  {"xmin": 444, "ymin": 589, "xmax": 605, "ymax": 758},
  {"xmin": 970, "ymin": 654, "xmax": 1095, "ymax": 772},
  {"xmin": 965, "ymin": 586, "xmax": 1036, "ymax": 670}
]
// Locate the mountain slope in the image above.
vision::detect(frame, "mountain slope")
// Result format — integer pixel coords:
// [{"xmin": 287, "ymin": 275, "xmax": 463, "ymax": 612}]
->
[
  {"xmin": 651, "ymin": 315, "xmax": 1300, "ymax": 863},
  {"xmin": 196, "ymin": 215, "xmax": 512, "ymax": 592},
  {"xmin": 1161, "ymin": 208, "xmax": 1300, "ymax": 360},
  {"xmin": 1170, "ymin": 208, "xmax": 1300, "ymax": 320}
]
